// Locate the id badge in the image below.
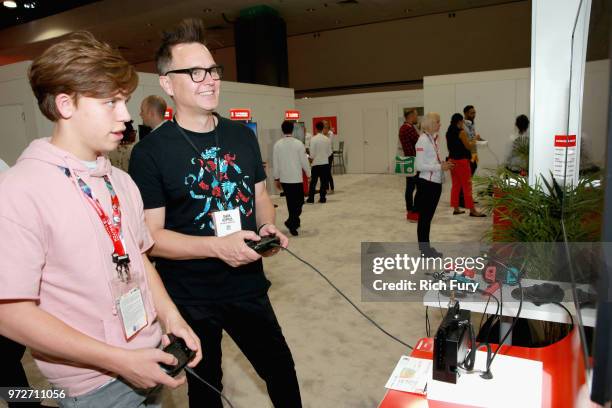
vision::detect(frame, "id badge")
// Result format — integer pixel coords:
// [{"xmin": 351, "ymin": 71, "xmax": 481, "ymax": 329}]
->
[
  {"xmin": 211, "ymin": 208, "xmax": 242, "ymax": 237},
  {"xmin": 110, "ymin": 279, "xmax": 147, "ymax": 340}
]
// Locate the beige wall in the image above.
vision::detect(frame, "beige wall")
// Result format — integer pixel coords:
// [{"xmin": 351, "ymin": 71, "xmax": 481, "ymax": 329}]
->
[
  {"xmin": 134, "ymin": 2, "xmax": 532, "ymax": 93},
  {"xmin": 296, "ymin": 89, "xmax": 424, "ymax": 174},
  {"xmin": 288, "ymin": 1, "xmax": 531, "ymax": 91}
]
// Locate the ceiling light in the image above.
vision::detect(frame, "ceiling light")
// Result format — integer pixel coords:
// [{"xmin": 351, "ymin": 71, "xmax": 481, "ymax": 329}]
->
[{"xmin": 3, "ymin": 1, "xmax": 17, "ymax": 8}]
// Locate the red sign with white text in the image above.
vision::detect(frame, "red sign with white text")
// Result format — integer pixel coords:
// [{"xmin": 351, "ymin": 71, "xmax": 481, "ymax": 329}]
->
[
  {"xmin": 164, "ymin": 107, "xmax": 173, "ymax": 120},
  {"xmin": 554, "ymin": 135, "xmax": 576, "ymax": 147},
  {"xmin": 230, "ymin": 109, "xmax": 251, "ymax": 121},
  {"xmin": 285, "ymin": 110, "xmax": 300, "ymax": 120}
]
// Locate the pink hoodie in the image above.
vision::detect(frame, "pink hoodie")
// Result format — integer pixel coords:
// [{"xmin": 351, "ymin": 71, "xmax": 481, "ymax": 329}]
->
[{"xmin": 0, "ymin": 138, "xmax": 162, "ymax": 396}]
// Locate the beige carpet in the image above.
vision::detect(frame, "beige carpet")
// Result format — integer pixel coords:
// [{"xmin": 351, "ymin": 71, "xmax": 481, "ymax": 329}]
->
[{"xmin": 7, "ymin": 173, "xmax": 490, "ymax": 408}]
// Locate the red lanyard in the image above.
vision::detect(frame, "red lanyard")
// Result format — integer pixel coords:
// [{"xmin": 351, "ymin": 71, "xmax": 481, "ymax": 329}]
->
[
  {"xmin": 425, "ymin": 133, "xmax": 442, "ymax": 164},
  {"xmin": 60, "ymin": 167, "xmax": 130, "ymax": 280}
]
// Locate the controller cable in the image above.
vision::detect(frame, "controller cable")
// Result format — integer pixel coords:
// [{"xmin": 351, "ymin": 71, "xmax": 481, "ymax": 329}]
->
[
  {"xmin": 274, "ymin": 244, "xmax": 414, "ymax": 350},
  {"xmin": 184, "ymin": 367, "xmax": 236, "ymax": 408}
]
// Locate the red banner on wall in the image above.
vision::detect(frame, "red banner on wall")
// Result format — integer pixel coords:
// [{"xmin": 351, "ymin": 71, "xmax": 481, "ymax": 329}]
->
[{"xmin": 230, "ymin": 108, "xmax": 252, "ymax": 121}]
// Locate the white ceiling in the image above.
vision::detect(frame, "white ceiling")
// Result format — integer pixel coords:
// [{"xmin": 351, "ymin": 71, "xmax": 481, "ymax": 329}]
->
[{"xmin": 0, "ymin": 0, "xmax": 525, "ymax": 65}]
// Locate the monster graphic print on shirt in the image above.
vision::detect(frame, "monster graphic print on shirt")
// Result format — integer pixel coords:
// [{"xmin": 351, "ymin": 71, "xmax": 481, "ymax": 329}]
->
[{"xmin": 185, "ymin": 146, "xmax": 254, "ymax": 231}]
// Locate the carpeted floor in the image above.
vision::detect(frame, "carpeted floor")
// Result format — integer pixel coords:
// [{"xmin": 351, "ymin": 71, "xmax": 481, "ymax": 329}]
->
[{"xmin": 9, "ymin": 173, "xmax": 490, "ymax": 408}]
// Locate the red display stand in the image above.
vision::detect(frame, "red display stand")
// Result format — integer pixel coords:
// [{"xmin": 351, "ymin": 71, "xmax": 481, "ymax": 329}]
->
[{"xmin": 379, "ymin": 327, "xmax": 586, "ymax": 408}]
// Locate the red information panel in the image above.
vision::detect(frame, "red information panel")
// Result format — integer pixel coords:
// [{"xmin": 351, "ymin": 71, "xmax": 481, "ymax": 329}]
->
[
  {"xmin": 164, "ymin": 107, "xmax": 173, "ymax": 120},
  {"xmin": 554, "ymin": 135, "xmax": 576, "ymax": 147},
  {"xmin": 312, "ymin": 116, "xmax": 338, "ymax": 134},
  {"xmin": 230, "ymin": 108, "xmax": 251, "ymax": 121},
  {"xmin": 285, "ymin": 110, "xmax": 300, "ymax": 120}
]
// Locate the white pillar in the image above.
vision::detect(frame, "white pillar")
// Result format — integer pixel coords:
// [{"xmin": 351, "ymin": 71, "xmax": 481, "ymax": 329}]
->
[{"xmin": 530, "ymin": 0, "xmax": 592, "ymax": 187}]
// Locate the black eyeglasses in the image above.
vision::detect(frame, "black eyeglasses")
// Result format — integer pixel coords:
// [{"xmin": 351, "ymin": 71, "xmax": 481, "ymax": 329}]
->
[{"xmin": 164, "ymin": 65, "xmax": 223, "ymax": 82}]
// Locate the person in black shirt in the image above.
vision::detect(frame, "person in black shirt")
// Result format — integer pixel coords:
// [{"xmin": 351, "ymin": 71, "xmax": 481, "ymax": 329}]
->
[
  {"xmin": 129, "ymin": 19, "xmax": 301, "ymax": 408},
  {"xmin": 446, "ymin": 113, "xmax": 485, "ymax": 217}
]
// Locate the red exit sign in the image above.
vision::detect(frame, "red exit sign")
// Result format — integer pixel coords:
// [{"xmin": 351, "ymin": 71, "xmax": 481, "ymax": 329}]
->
[
  {"xmin": 230, "ymin": 108, "xmax": 251, "ymax": 121},
  {"xmin": 285, "ymin": 110, "xmax": 300, "ymax": 120}
]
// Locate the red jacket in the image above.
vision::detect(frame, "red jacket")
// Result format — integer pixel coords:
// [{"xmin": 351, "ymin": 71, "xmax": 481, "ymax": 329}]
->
[{"xmin": 399, "ymin": 122, "xmax": 419, "ymax": 156}]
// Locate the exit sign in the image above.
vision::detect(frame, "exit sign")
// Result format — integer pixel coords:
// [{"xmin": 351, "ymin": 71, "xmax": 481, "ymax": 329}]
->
[
  {"xmin": 230, "ymin": 108, "xmax": 251, "ymax": 120},
  {"xmin": 285, "ymin": 110, "xmax": 300, "ymax": 120}
]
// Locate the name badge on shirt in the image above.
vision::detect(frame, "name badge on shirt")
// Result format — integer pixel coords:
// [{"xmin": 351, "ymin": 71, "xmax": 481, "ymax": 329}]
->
[
  {"xmin": 212, "ymin": 208, "xmax": 242, "ymax": 237},
  {"xmin": 117, "ymin": 287, "xmax": 148, "ymax": 340}
]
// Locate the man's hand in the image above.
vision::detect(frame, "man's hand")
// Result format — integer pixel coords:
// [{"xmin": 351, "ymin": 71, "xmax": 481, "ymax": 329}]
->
[
  {"xmin": 161, "ymin": 311, "xmax": 202, "ymax": 369},
  {"xmin": 274, "ymin": 180, "xmax": 282, "ymax": 192},
  {"xmin": 258, "ymin": 224, "xmax": 288, "ymax": 257},
  {"xmin": 213, "ymin": 230, "xmax": 262, "ymax": 267},
  {"xmin": 441, "ymin": 161, "xmax": 455, "ymax": 171},
  {"xmin": 111, "ymin": 347, "xmax": 186, "ymax": 389}
]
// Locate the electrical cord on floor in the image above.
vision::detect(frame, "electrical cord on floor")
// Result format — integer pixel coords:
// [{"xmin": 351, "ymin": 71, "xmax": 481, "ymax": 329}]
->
[
  {"xmin": 425, "ymin": 306, "xmax": 431, "ymax": 337},
  {"xmin": 276, "ymin": 244, "xmax": 414, "ymax": 350},
  {"xmin": 185, "ymin": 367, "xmax": 235, "ymax": 408}
]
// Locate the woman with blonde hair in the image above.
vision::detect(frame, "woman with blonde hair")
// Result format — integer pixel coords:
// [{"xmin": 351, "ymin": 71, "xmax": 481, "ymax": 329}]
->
[{"xmin": 415, "ymin": 113, "xmax": 454, "ymax": 258}]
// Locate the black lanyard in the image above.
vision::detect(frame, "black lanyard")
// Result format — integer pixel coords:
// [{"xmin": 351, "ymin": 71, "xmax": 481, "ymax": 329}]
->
[{"xmin": 173, "ymin": 114, "xmax": 227, "ymax": 208}]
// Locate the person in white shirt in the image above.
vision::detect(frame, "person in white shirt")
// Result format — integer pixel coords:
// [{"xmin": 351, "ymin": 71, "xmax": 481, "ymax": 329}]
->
[
  {"xmin": 304, "ymin": 131, "xmax": 312, "ymax": 150},
  {"xmin": 0, "ymin": 158, "xmax": 8, "ymax": 172},
  {"xmin": 323, "ymin": 120, "xmax": 336, "ymax": 193},
  {"xmin": 273, "ymin": 121, "xmax": 311, "ymax": 236},
  {"xmin": 415, "ymin": 112, "xmax": 454, "ymax": 258},
  {"xmin": 307, "ymin": 121, "xmax": 332, "ymax": 203},
  {"xmin": 505, "ymin": 114, "xmax": 530, "ymax": 173}
]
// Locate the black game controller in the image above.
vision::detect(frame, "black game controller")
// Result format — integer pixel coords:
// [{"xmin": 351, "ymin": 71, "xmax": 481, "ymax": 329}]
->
[
  {"xmin": 159, "ymin": 334, "xmax": 196, "ymax": 377},
  {"xmin": 245, "ymin": 234, "xmax": 281, "ymax": 254}
]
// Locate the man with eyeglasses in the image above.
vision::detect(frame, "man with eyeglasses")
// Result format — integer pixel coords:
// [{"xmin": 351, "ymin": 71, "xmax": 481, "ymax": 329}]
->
[{"xmin": 129, "ymin": 19, "xmax": 302, "ymax": 408}]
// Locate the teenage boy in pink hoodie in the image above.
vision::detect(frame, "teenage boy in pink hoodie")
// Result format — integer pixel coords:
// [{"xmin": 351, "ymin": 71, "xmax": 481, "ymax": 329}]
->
[{"xmin": 0, "ymin": 32, "xmax": 201, "ymax": 407}]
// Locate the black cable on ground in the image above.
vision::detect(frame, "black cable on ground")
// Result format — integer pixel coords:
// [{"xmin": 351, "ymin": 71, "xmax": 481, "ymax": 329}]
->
[
  {"xmin": 185, "ymin": 367, "xmax": 235, "ymax": 408},
  {"xmin": 278, "ymin": 245, "xmax": 414, "ymax": 350}
]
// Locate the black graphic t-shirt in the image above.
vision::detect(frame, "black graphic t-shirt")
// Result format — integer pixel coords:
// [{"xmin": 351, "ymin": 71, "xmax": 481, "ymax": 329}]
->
[{"xmin": 129, "ymin": 115, "xmax": 269, "ymax": 304}]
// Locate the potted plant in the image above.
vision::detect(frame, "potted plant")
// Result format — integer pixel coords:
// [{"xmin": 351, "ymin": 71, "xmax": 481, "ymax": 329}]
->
[{"xmin": 474, "ymin": 170, "xmax": 603, "ymax": 282}]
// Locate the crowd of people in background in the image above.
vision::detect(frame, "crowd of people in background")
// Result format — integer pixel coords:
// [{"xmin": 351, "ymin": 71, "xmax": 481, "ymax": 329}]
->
[{"xmin": 399, "ymin": 105, "xmax": 526, "ymax": 258}]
